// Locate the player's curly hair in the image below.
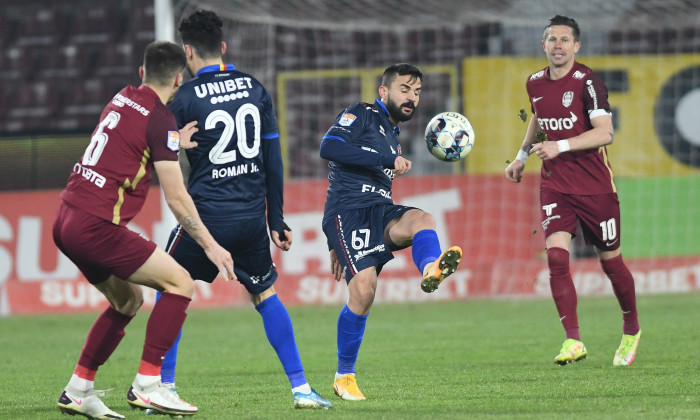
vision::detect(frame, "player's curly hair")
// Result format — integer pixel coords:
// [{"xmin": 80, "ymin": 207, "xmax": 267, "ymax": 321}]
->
[
  {"xmin": 544, "ymin": 15, "xmax": 580, "ymax": 42},
  {"xmin": 178, "ymin": 9, "xmax": 224, "ymax": 59},
  {"xmin": 381, "ymin": 63, "xmax": 423, "ymax": 88}
]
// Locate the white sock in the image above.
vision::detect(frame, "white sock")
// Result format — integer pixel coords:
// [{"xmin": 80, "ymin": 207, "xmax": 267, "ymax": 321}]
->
[
  {"xmin": 291, "ymin": 383, "xmax": 311, "ymax": 394},
  {"xmin": 67, "ymin": 374, "xmax": 94, "ymax": 397},
  {"xmin": 335, "ymin": 372, "xmax": 353, "ymax": 380},
  {"xmin": 134, "ymin": 373, "xmax": 160, "ymax": 389}
]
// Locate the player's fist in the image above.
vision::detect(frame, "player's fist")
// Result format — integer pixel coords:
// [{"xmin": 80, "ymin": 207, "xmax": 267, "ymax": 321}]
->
[
  {"xmin": 393, "ymin": 156, "xmax": 412, "ymax": 175},
  {"xmin": 505, "ymin": 159, "xmax": 524, "ymax": 183}
]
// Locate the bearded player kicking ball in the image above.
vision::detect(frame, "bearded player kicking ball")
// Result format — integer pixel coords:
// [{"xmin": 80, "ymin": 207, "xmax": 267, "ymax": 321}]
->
[{"xmin": 505, "ymin": 15, "xmax": 641, "ymax": 366}]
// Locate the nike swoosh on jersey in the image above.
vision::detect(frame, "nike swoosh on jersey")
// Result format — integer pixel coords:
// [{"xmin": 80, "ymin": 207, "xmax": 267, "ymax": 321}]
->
[{"xmin": 533, "ymin": 96, "xmax": 544, "ymax": 102}]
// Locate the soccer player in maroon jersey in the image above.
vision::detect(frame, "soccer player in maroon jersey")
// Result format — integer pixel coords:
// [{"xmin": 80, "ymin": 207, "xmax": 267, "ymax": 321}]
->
[
  {"xmin": 505, "ymin": 15, "xmax": 641, "ymax": 366},
  {"xmin": 54, "ymin": 40, "xmax": 234, "ymax": 419}
]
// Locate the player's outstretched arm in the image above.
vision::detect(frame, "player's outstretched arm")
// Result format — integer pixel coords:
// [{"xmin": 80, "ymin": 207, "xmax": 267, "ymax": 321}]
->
[{"xmin": 155, "ymin": 160, "xmax": 236, "ymax": 281}]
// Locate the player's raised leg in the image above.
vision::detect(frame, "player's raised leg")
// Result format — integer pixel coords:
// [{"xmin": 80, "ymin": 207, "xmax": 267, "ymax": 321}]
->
[{"xmin": 388, "ymin": 209, "xmax": 462, "ymax": 293}]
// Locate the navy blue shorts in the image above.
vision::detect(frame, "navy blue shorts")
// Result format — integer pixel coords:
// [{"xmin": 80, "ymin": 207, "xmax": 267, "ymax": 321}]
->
[
  {"xmin": 165, "ymin": 215, "xmax": 277, "ymax": 295},
  {"xmin": 323, "ymin": 203, "xmax": 416, "ymax": 282}
]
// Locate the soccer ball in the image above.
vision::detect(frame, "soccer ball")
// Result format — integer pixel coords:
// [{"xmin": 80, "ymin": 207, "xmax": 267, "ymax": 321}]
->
[{"xmin": 424, "ymin": 111, "xmax": 475, "ymax": 161}]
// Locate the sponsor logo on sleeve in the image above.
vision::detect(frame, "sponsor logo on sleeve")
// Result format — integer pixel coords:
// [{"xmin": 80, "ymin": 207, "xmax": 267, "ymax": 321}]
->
[
  {"xmin": 529, "ymin": 70, "xmax": 545, "ymax": 80},
  {"xmin": 339, "ymin": 113, "xmax": 357, "ymax": 126},
  {"xmin": 167, "ymin": 131, "xmax": 180, "ymax": 151}
]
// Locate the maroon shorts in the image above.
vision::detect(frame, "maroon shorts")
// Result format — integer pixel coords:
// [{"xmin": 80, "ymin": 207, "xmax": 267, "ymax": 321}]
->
[
  {"xmin": 540, "ymin": 189, "xmax": 622, "ymax": 251},
  {"xmin": 52, "ymin": 201, "xmax": 157, "ymax": 284}
]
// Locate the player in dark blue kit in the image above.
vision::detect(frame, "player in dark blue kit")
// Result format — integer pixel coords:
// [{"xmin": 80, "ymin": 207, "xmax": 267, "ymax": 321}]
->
[
  {"xmin": 321, "ymin": 63, "xmax": 463, "ymax": 400},
  {"xmin": 152, "ymin": 10, "xmax": 332, "ymax": 410}
]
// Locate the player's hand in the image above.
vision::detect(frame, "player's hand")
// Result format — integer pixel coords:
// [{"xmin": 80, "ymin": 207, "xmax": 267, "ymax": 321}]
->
[
  {"xmin": 179, "ymin": 121, "xmax": 199, "ymax": 150},
  {"xmin": 271, "ymin": 228, "xmax": 293, "ymax": 251},
  {"xmin": 329, "ymin": 249, "xmax": 345, "ymax": 282},
  {"xmin": 505, "ymin": 159, "xmax": 525, "ymax": 183},
  {"xmin": 204, "ymin": 244, "xmax": 236, "ymax": 281},
  {"xmin": 393, "ymin": 156, "xmax": 412, "ymax": 175},
  {"xmin": 531, "ymin": 142, "xmax": 560, "ymax": 161}
]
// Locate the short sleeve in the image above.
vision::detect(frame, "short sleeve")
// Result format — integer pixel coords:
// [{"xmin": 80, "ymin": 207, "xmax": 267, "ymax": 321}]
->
[
  {"xmin": 146, "ymin": 101, "xmax": 180, "ymax": 162},
  {"xmin": 582, "ymin": 71, "xmax": 611, "ymax": 116}
]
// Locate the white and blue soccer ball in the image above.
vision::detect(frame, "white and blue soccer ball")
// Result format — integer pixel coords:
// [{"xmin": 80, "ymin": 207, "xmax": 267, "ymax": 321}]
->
[{"xmin": 424, "ymin": 111, "xmax": 475, "ymax": 161}]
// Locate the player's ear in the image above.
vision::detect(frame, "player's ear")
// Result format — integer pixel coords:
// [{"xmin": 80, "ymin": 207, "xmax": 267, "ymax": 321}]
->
[
  {"xmin": 174, "ymin": 72, "xmax": 183, "ymax": 87},
  {"xmin": 138, "ymin": 65, "xmax": 144, "ymax": 80},
  {"xmin": 221, "ymin": 42, "xmax": 227, "ymax": 56},
  {"xmin": 184, "ymin": 44, "xmax": 194, "ymax": 60},
  {"xmin": 378, "ymin": 85, "xmax": 388, "ymax": 100}
]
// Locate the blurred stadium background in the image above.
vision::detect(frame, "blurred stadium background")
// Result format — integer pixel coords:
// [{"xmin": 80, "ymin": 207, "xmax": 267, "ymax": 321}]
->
[{"xmin": 0, "ymin": 0, "xmax": 698, "ymax": 315}]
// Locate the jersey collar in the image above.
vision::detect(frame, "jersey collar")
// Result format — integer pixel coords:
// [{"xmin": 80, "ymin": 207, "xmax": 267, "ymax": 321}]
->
[
  {"xmin": 374, "ymin": 99, "xmax": 401, "ymax": 135},
  {"xmin": 196, "ymin": 64, "xmax": 236, "ymax": 77}
]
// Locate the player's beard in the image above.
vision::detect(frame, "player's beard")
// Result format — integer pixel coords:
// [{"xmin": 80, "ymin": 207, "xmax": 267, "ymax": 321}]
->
[{"xmin": 386, "ymin": 96, "xmax": 416, "ymax": 123}]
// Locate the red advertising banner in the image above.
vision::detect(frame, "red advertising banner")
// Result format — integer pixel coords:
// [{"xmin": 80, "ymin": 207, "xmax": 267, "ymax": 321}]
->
[{"xmin": 0, "ymin": 175, "xmax": 697, "ymax": 315}]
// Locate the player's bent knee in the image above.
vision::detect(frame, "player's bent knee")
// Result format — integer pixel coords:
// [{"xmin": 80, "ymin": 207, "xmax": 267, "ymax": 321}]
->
[
  {"xmin": 114, "ymin": 293, "xmax": 143, "ymax": 315},
  {"xmin": 107, "ymin": 284, "xmax": 144, "ymax": 315},
  {"xmin": 418, "ymin": 211, "xmax": 436, "ymax": 228},
  {"xmin": 407, "ymin": 211, "xmax": 436, "ymax": 234}
]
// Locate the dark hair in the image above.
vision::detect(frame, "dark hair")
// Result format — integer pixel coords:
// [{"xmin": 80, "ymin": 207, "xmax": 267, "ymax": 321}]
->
[
  {"xmin": 381, "ymin": 63, "xmax": 423, "ymax": 88},
  {"xmin": 544, "ymin": 15, "xmax": 580, "ymax": 42},
  {"xmin": 143, "ymin": 40, "xmax": 186, "ymax": 86},
  {"xmin": 178, "ymin": 9, "xmax": 223, "ymax": 59}
]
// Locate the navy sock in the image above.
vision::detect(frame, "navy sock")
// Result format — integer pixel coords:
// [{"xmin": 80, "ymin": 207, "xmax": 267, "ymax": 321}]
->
[
  {"xmin": 411, "ymin": 229, "xmax": 442, "ymax": 274},
  {"xmin": 256, "ymin": 295, "xmax": 306, "ymax": 388},
  {"xmin": 155, "ymin": 291, "xmax": 181, "ymax": 384},
  {"xmin": 336, "ymin": 305, "xmax": 368, "ymax": 375}
]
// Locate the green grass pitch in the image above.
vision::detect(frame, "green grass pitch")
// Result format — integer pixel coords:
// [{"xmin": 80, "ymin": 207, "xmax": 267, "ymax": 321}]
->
[{"xmin": 1, "ymin": 292, "xmax": 699, "ymax": 419}]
